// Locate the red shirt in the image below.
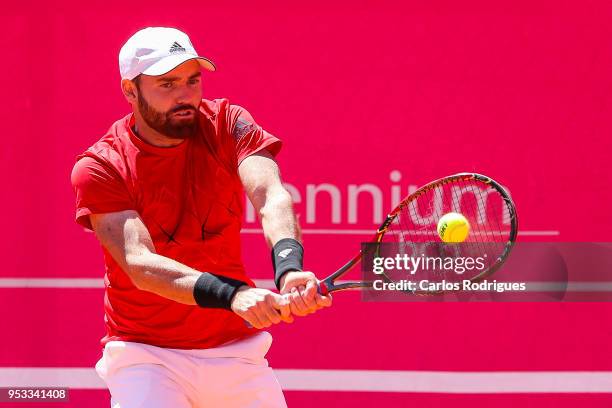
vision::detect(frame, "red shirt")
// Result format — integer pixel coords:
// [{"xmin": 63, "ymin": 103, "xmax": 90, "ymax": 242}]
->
[{"xmin": 71, "ymin": 98, "xmax": 281, "ymax": 349}]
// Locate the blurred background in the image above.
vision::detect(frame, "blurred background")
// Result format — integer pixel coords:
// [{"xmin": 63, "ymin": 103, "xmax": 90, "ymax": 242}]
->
[{"xmin": 2, "ymin": 0, "xmax": 612, "ymax": 406}]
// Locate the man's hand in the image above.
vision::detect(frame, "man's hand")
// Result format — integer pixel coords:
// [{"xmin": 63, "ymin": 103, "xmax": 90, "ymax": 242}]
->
[
  {"xmin": 231, "ymin": 286, "xmax": 293, "ymax": 329},
  {"xmin": 279, "ymin": 271, "xmax": 332, "ymax": 317}
]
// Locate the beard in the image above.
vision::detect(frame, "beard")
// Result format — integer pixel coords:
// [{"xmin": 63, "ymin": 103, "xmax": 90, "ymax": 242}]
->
[{"xmin": 137, "ymin": 92, "xmax": 200, "ymax": 140}]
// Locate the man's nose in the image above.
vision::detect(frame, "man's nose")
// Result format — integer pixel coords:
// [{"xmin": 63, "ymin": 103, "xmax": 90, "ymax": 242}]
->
[{"xmin": 174, "ymin": 83, "xmax": 196, "ymax": 105}]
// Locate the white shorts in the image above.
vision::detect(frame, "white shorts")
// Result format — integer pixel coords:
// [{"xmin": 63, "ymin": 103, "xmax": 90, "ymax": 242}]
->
[{"xmin": 95, "ymin": 332, "xmax": 287, "ymax": 408}]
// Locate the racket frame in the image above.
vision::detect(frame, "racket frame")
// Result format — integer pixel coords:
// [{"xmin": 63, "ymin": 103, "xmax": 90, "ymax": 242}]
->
[{"xmin": 318, "ymin": 172, "xmax": 518, "ymax": 295}]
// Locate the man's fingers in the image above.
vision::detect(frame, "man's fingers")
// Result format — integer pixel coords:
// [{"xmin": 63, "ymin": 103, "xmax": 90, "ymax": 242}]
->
[
  {"xmin": 290, "ymin": 288, "xmax": 308, "ymax": 316},
  {"xmin": 247, "ymin": 312, "xmax": 265, "ymax": 329},
  {"xmin": 281, "ymin": 308, "xmax": 294, "ymax": 323},
  {"xmin": 276, "ymin": 295, "xmax": 294, "ymax": 323},
  {"xmin": 263, "ymin": 295, "xmax": 283, "ymax": 325},
  {"xmin": 262, "ymin": 305, "xmax": 282, "ymax": 325},
  {"xmin": 315, "ymin": 293, "xmax": 332, "ymax": 308},
  {"xmin": 289, "ymin": 303, "xmax": 301, "ymax": 317},
  {"xmin": 302, "ymin": 280, "xmax": 318, "ymax": 311},
  {"xmin": 290, "ymin": 287, "xmax": 310, "ymax": 316},
  {"xmin": 304, "ymin": 280, "xmax": 317, "ymax": 299},
  {"xmin": 252, "ymin": 305, "xmax": 274, "ymax": 328},
  {"xmin": 233, "ymin": 288, "xmax": 297, "ymax": 327},
  {"xmin": 269, "ymin": 293, "xmax": 290, "ymax": 309}
]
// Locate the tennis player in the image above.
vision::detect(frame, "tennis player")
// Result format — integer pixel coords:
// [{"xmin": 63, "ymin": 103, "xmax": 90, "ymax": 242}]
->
[{"xmin": 70, "ymin": 27, "xmax": 331, "ymax": 407}]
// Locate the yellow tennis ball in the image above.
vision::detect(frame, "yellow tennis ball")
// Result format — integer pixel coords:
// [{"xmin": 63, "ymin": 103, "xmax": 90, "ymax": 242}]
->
[{"xmin": 437, "ymin": 212, "xmax": 470, "ymax": 243}]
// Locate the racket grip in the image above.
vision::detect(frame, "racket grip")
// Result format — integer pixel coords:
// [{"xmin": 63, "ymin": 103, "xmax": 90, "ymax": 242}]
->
[{"xmin": 318, "ymin": 281, "xmax": 329, "ymax": 296}]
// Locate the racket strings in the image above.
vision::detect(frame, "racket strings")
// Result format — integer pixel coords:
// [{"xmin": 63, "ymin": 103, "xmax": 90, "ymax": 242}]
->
[{"xmin": 383, "ymin": 177, "xmax": 512, "ymax": 287}]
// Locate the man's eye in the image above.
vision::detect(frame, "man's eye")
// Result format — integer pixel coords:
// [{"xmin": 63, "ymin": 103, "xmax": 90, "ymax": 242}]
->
[
  {"xmin": 188, "ymin": 78, "xmax": 200, "ymax": 85},
  {"xmin": 161, "ymin": 83, "xmax": 173, "ymax": 88}
]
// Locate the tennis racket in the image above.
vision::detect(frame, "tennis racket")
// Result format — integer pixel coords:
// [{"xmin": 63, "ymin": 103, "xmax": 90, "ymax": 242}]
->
[{"xmin": 318, "ymin": 173, "xmax": 518, "ymax": 296}]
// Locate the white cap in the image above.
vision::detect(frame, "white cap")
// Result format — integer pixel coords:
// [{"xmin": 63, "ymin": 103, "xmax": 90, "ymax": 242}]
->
[{"xmin": 119, "ymin": 27, "xmax": 216, "ymax": 80}]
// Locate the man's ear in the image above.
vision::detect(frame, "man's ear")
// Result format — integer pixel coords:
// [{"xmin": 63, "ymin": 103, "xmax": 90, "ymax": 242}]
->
[{"xmin": 121, "ymin": 79, "xmax": 138, "ymax": 104}]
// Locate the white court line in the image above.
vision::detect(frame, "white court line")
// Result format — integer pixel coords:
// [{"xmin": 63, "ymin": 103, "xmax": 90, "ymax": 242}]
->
[
  {"xmin": 0, "ymin": 279, "xmax": 605, "ymax": 292},
  {"xmin": 0, "ymin": 368, "xmax": 611, "ymax": 393},
  {"xmin": 241, "ymin": 229, "xmax": 560, "ymax": 236},
  {"xmin": 3, "ymin": 279, "xmax": 612, "ymax": 292},
  {"xmin": 0, "ymin": 278, "xmax": 105, "ymax": 288},
  {"xmin": 0, "ymin": 278, "xmax": 271, "ymax": 290}
]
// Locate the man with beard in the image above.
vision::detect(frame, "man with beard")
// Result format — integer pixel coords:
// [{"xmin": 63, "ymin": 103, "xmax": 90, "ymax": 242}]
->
[{"xmin": 70, "ymin": 27, "xmax": 331, "ymax": 408}]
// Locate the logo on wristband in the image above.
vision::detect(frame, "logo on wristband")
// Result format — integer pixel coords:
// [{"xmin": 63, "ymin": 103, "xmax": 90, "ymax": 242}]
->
[{"xmin": 278, "ymin": 249, "xmax": 293, "ymax": 258}]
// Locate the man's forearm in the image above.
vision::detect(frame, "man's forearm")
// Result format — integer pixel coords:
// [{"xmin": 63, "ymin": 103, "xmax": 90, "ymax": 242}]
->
[
  {"xmin": 238, "ymin": 151, "xmax": 305, "ymax": 289},
  {"xmin": 125, "ymin": 252, "xmax": 244, "ymax": 307},
  {"xmin": 259, "ymin": 185, "xmax": 301, "ymax": 246},
  {"xmin": 258, "ymin": 185, "xmax": 306, "ymax": 289}
]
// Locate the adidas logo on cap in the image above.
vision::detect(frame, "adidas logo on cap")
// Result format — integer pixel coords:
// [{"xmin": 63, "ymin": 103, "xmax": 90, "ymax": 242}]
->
[{"xmin": 169, "ymin": 41, "xmax": 186, "ymax": 53}]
